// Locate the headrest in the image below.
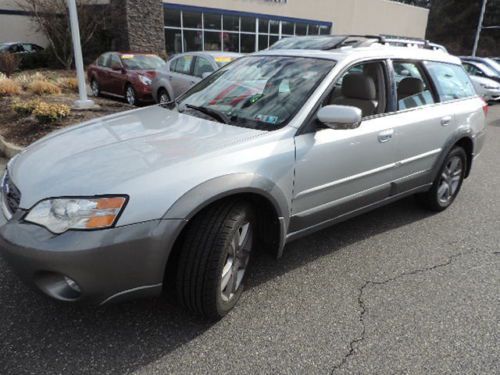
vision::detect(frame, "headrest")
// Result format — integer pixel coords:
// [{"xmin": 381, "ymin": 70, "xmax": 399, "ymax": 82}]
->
[
  {"xmin": 398, "ymin": 77, "xmax": 425, "ymax": 97},
  {"xmin": 342, "ymin": 74, "xmax": 377, "ymax": 100}
]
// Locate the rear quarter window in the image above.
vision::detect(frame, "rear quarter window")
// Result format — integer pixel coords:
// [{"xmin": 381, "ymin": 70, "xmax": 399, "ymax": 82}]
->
[{"xmin": 425, "ymin": 61, "xmax": 476, "ymax": 102}]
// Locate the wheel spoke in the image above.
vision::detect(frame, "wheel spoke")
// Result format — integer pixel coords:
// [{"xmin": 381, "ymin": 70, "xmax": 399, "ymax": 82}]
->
[
  {"xmin": 438, "ymin": 182, "xmax": 449, "ymax": 200},
  {"xmin": 238, "ymin": 223, "xmax": 250, "ymax": 247},
  {"xmin": 220, "ymin": 258, "xmax": 233, "ymax": 292},
  {"xmin": 449, "ymin": 157, "xmax": 460, "ymax": 173}
]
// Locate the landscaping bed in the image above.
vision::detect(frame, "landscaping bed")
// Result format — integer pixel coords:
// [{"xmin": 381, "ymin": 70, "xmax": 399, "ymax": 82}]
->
[{"xmin": 0, "ymin": 70, "xmax": 134, "ymax": 148}]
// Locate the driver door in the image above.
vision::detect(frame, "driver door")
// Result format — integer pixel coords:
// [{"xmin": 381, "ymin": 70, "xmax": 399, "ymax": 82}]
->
[{"xmin": 290, "ymin": 60, "xmax": 398, "ymax": 233}]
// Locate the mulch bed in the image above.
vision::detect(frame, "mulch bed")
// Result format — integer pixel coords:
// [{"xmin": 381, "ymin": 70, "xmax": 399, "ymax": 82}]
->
[{"xmin": 0, "ymin": 94, "xmax": 134, "ymax": 147}]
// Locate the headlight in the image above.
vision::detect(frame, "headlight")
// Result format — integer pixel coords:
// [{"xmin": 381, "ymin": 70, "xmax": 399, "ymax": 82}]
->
[
  {"xmin": 480, "ymin": 83, "xmax": 500, "ymax": 90},
  {"xmin": 138, "ymin": 75, "xmax": 152, "ymax": 86},
  {"xmin": 25, "ymin": 196, "xmax": 127, "ymax": 234}
]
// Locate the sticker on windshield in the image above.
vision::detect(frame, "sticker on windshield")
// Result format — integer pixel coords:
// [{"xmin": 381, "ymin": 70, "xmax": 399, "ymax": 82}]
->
[
  {"xmin": 256, "ymin": 114, "xmax": 279, "ymax": 125},
  {"xmin": 121, "ymin": 54, "xmax": 135, "ymax": 59},
  {"xmin": 215, "ymin": 57, "xmax": 233, "ymax": 63}
]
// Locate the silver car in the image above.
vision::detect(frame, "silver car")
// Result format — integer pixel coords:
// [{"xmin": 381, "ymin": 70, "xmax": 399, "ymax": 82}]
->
[
  {"xmin": 0, "ymin": 38, "xmax": 487, "ymax": 319},
  {"xmin": 151, "ymin": 51, "xmax": 242, "ymax": 103}
]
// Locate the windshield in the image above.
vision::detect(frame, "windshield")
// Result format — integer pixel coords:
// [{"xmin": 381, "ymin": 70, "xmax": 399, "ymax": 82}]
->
[
  {"xmin": 121, "ymin": 54, "xmax": 166, "ymax": 70},
  {"xmin": 214, "ymin": 56, "xmax": 238, "ymax": 68},
  {"xmin": 269, "ymin": 36, "xmax": 345, "ymax": 50},
  {"xmin": 177, "ymin": 56, "xmax": 335, "ymax": 130},
  {"xmin": 484, "ymin": 58, "xmax": 500, "ymax": 74},
  {"xmin": 0, "ymin": 43, "xmax": 10, "ymax": 52}
]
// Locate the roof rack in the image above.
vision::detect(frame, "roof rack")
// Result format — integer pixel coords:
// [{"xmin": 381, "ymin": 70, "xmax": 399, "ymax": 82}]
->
[{"xmin": 325, "ymin": 35, "xmax": 447, "ymax": 52}]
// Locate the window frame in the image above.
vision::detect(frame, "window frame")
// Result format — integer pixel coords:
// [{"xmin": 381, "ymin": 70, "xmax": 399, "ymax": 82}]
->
[
  {"xmin": 192, "ymin": 55, "xmax": 215, "ymax": 78},
  {"xmin": 171, "ymin": 54, "xmax": 195, "ymax": 76}
]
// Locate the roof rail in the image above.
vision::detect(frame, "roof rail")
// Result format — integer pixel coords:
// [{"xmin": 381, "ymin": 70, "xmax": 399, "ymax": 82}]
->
[{"xmin": 327, "ymin": 34, "xmax": 447, "ymax": 52}]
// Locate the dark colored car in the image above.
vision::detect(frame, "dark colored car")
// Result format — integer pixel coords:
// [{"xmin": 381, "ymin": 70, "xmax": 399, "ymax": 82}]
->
[
  {"xmin": 0, "ymin": 42, "xmax": 44, "ymax": 54},
  {"xmin": 87, "ymin": 52, "xmax": 166, "ymax": 106}
]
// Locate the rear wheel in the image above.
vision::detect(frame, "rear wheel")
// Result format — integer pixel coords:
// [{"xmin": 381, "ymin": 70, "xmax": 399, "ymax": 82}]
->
[
  {"xmin": 125, "ymin": 84, "xmax": 138, "ymax": 106},
  {"xmin": 176, "ymin": 200, "xmax": 255, "ymax": 320},
  {"xmin": 417, "ymin": 146, "xmax": 466, "ymax": 211}
]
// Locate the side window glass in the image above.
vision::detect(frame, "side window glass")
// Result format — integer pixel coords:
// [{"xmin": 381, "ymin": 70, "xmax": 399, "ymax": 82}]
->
[
  {"xmin": 110, "ymin": 54, "xmax": 122, "ymax": 68},
  {"xmin": 425, "ymin": 62, "xmax": 476, "ymax": 102},
  {"xmin": 393, "ymin": 61, "xmax": 435, "ymax": 110},
  {"xmin": 22, "ymin": 44, "xmax": 33, "ymax": 52},
  {"xmin": 327, "ymin": 61, "xmax": 387, "ymax": 118},
  {"xmin": 193, "ymin": 57, "xmax": 214, "ymax": 78},
  {"xmin": 97, "ymin": 54, "xmax": 107, "ymax": 67},
  {"xmin": 172, "ymin": 55, "xmax": 193, "ymax": 75}
]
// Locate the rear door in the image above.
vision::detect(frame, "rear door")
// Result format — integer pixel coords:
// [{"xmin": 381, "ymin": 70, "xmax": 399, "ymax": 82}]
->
[
  {"xmin": 95, "ymin": 53, "xmax": 112, "ymax": 92},
  {"xmin": 168, "ymin": 54, "xmax": 196, "ymax": 97},
  {"xmin": 108, "ymin": 53, "xmax": 127, "ymax": 96},
  {"xmin": 389, "ymin": 60, "xmax": 477, "ymax": 191}
]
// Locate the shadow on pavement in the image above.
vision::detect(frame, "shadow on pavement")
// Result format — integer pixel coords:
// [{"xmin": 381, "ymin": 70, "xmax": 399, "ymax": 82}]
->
[{"xmin": 0, "ymin": 196, "xmax": 434, "ymax": 374}]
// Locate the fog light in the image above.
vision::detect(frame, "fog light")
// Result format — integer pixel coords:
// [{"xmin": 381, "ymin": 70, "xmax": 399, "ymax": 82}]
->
[{"xmin": 64, "ymin": 276, "xmax": 81, "ymax": 293}]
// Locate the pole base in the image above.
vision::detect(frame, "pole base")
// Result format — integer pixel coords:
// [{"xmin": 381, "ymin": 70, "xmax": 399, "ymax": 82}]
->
[{"xmin": 72, "ymin": 99, "xmax": 100, "ymax": 110}]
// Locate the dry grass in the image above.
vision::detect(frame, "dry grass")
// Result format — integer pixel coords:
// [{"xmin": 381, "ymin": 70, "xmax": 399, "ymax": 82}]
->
[
  {"xmin": 14, "ymin": 72, "xmax": 49, "ymax": 90},
  {"xmin": 28, "ymin": 80, "xmax": 62, "ymax": 95},
  {"xmin": 57, "ymin": 77, "xmax": 79, "ymax": 92},
  {"xmin": 0, "ymin": 78, "xmax": 22, "ymax": 96}
]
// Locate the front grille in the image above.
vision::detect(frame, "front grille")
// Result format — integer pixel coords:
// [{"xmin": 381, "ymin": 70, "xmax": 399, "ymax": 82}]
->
[{"xmin": 2, "ymin": 172, "xmax": 21, "ymax": 215}]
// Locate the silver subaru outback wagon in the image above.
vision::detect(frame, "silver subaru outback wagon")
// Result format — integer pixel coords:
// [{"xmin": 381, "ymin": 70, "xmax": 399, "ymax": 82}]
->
[{"xmin": 0, "ymin": 36, "xmax": 487, "ymax": 319}]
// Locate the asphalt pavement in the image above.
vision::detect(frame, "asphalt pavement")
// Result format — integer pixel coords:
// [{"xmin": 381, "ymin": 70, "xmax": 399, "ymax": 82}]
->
[{"xmin": 0, "ymin": 106, "xmax": 499, "ymax": 375}]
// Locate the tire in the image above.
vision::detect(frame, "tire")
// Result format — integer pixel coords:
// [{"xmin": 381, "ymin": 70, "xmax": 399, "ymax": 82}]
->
[
  {"xmin": 417, "ymin": 146, "xmax": 467, "ymax": 211},
  {"xmin": 90, "ymin": 79, "xmax": 100, "ymax": 97},
  {"xmin": 158, "ymin": 88, "xmax": 171, "ymax": 104},
  {"xmin": 125, "ymin": 84, "xmax": 138, "ymax": 106},
  {"xmin": 176, "ymin": 200, "xmax": 255, "ymax": 320}
]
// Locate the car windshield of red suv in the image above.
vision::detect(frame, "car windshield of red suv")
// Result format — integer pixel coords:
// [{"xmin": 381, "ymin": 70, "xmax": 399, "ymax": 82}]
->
[{"xmin": 121, "ymin": 54, "xmax": 166, "ymax": 70}]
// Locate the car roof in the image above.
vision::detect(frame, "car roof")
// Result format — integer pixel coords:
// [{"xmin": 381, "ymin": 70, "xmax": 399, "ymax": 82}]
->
[
  {"xmin": 255, "ymin": 44, "xmax": 461, "ymax": 66},
  {"xmin": 173, "ymin": 51, "xmax": 243, "ymax": 59}
]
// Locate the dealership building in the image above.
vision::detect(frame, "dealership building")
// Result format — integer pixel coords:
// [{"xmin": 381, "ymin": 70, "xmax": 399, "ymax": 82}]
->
[{"xmin": 1, "ymin": 0, "xmax": 429, "ymax": 55}]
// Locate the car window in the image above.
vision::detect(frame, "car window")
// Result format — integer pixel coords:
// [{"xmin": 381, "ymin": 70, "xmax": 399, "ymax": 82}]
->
[
  {"xmin": 9, "ymin": 44, "xmax": 24, "ymax": 53},
  {"xmin": 97, "ymin": 53, "xmax": 109, "ymax": 67},
  {"xmin": 425, "ymin": 62, "xmax": 476, "ymax": 102},
  {"xmin": 120, "ymin": 54, "xmax": 165, "ymax": 70},
  {"xmin": 463, "ymin": 63, "xmax": 484, "ymax": 77},
  {"xmin": 193, "ymin": 57, "xmax": 214, "ymax": 78},
  {"xmin": 172, "ymin": 55, "xmax": 193, "ymax": 75},
  {"xmin": 22, "ymin": 44, "xmax": 33, "ymax": 52},
  {"xmin": 393, "ymin": 61, "xmax": 435, "ymax": 110},
  {"xmin": 110, "ymin": 54, "xmax": 122, "ymax": 68}
]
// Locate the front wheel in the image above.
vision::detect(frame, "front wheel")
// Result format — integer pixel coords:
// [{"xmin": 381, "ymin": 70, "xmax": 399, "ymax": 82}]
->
[
  {"xmin": 417, "ymin": 146, "xmax": 467, "ymax": 211},
  {"xmin": 158, "ymin": 88, "xmax": 170, "ymax": 104},
  {"xmin": 176, "ymin": 200, "xmax": 255, "ymax": 320}
]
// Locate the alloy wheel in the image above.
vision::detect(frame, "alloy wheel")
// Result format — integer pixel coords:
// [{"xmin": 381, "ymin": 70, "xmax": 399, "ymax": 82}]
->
[
  {"xmin": 126, "ymin": 86, "xmax": 136, "ymax": 105},
  {"xmin": 220, "ymin": 222, "xmax": 253, "ymax": 302},
  {"xmin": 159, "ymin": 91, "xmax": 170, "ymax": 104},
  {"xmin": 437, "ymin": 155, "xmax": 463, "ymax": 204},
  {"xmin": 91, "ymin": 80, "xmax": 99, "ymax": 97}
]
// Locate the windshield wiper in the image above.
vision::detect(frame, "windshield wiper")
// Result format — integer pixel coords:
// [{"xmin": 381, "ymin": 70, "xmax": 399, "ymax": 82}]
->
[{"xmin": 183, "ymin": 104, "xmax": 231, "ymax": 124}]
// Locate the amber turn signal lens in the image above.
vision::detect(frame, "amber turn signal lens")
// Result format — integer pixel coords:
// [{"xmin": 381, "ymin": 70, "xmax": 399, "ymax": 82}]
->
[
  {"xmin": 96, "ymin": 197, "xmax": 126, "ymax": 210},
  {"xmin": 86, "ymin": 215, "xmax": 117, "ymax": 229}
]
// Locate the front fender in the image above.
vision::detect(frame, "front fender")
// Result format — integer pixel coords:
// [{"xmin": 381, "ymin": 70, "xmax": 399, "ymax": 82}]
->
[
  {"xmin": 163, "ymin": 173, "xmax": 290, "ymax": 257},
  {"xmin": 153, "ymin": 78, "xmax": 175, "ymax": 102}
]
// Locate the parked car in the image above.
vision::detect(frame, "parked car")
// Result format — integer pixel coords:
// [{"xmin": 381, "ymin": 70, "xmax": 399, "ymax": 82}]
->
[
  {"xmin": 87, "ymin": 52, "xmax": 166, "ymax": 106},
  {"xmin": 0, "ymin": 42, "xmax": 44, "ymax": 54},
  {"xmin": 461, "ymin": 57, "xmax": 500, "ymax": 83},
  {"xmin": 467, "ymin": 74, "xmax": 500, "ymax": 103},
  {"xmin": 0, "ymin": 36, "xmax": 487, "ymax": 319},
  {"xmin": 152, "ymin": 51, "xmax": 242, "ymax": 103}
]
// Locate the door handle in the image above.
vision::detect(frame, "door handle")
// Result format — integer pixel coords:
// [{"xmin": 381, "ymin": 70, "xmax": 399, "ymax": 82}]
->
[
  {"xmin": 441, "ymin": 116, "xmax": 452, "ymax": 126},
  {"xmin": 378, "ymin": 129, "xmax": 394, "ymax": 143}
]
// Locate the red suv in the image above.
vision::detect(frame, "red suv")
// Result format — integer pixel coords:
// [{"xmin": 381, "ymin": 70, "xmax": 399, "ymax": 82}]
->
[{"xmin": 87, "ymin": 52, "xmax": 166, "ymax": 106}]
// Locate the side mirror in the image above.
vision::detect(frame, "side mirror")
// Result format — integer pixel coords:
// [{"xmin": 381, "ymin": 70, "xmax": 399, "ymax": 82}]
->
[
  {"xmin": 317, "ymin": 105, "xmax": 362, "ymax": 130},
  {"xmin": 202, "ymin": 71, "xmax": 212, "ymax": 79},
  {"xmin": 111, "ymin": 63, "xmax": 123, "ymax": 72}
]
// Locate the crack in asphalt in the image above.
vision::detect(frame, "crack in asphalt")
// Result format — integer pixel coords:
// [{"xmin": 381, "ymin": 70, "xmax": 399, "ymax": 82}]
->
[{"xmin": 330, "ymin": 251, "xmax": 470, "ymax": 374}]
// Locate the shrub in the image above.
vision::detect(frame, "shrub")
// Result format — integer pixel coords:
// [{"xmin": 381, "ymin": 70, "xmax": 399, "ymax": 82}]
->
[
  {"xmin": 20, "ymin": 51, "xmax": 49, "ymax": 70},
  {"xmin": 0, "ymin": 52, "xmax": 21, "ymax": 77},
  {"xmin": 15, "ymin": 72, "xmax": 48, "ymax": 90},
  {"xmin": 33, "ymin": 102, "xmax": 70, "ymax": 123},
  {"xmin": 11, "ymin": 99, "xmax": 41, "ymax": 116},
  {"xmin": 28, "ymin": 80, "xmax": 62, "ymax": 95},
  {"xmin": 0, "ymin": 78, "xmax": 22, "ymax": 96},
  {"xmin": 58, "ymin": 77, "xmax": 79, "ymax": 92}
]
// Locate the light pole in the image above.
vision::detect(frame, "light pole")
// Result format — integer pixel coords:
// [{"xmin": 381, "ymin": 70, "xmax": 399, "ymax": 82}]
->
[
  {"xmin": 472, "ymin": 0, "xmax": 488, "ymax": 57},
  {"xmin": 67, "ymin": 0, "xmax": 96, "ymax": 109}
]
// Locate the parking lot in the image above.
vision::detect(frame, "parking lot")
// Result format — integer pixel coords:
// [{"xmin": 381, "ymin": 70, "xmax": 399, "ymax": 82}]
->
[{"xmin": 0, "ymin": 105, "xmax": 499, "ymax": 375}]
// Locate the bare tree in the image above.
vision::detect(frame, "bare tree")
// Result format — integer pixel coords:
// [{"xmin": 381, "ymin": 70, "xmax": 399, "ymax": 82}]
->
[{"xmin": 16, "ymin": 0, "xmax": 106, "ymax": 69}]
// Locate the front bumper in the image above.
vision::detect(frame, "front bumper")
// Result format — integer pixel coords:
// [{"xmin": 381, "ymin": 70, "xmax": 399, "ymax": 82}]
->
[{"xmin": 0, "ymin": 212, "xmax": 185, "ymax": 305}]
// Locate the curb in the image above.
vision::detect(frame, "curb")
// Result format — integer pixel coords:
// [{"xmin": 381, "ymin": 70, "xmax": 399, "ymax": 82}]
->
[{"xmin": 0, "ymin": 135, "xmax": 24, "ymax": 159}]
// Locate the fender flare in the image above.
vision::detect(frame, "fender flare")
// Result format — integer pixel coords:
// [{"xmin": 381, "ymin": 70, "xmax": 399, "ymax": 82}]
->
[
  {"xmin": 431, "ymin": 130, "xmax": 474, "ymax": 181},
  {"xmin": 163, "ymin": 173, "xmax": 290, "ymax": 257}
]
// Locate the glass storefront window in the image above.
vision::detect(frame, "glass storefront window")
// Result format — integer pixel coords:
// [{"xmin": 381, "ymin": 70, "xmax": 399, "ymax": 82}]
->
[
  {"xmin": 269, "ymin": 20, "xmax": 280, "ymax": 34},
  {"xmin": 183, "ymin": 30, "xmax": 203, "ymax": 51},
  {"xmin": 164, "ymin": 8, "xmax": 181, "ymax": 28},
  {"xmin": 295, "ymin": 23, "xmax": 307, "ymax": 35},
  {"xmin": 241, "ymin": 16, "xmax": 255, "ymax": 32},
  {"xmin": 319, "ymin": 25, "xmax": 330, "ymax": 35},
  {"xmin": 270, "ymin": 35, "xmax": 279, "ymax": 47},
  {"xmin": 282, "ymin": 21, "xmax": 294, "ymax": 35},
  {"xmin": 204, "ymin": 31, "xmax": 221, "ymax": 51},
  {"xmin": 308, "ymin": 24, "xmax": 319, "ymax": 35},
  {"xmin": 204, "ymin": 13, "xmax": 221, "ymax": 30},
  {"xmin": 241, "ymin": 34, "xmax": 255, "ymax": 53},
  {"xmin": 259, "ymin": 19, "xmax": 269, "ymax": 33},
  {"xmin": 165, "ymin": 29, "xmax": 182, "ymax": 54},
  {"xmin": 183, "ymin": 11, "xmax": 202, "ymax": 29},
  {"xmin": 223, "ymin": 15, "xmax": 239, "ymax": 31},
  {"xmin": 222, "ymin": 32, "xmax": 239, "ymax": 52},
  {"xmin": 258, "ymin": 35, "xmax": 268, "ymax": 50}
]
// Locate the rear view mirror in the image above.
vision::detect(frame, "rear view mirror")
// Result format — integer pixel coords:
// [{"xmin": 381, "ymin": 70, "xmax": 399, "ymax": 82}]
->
[{"xmin": 317, "ymin": 105, "xmax": 362, "ymax": 130}]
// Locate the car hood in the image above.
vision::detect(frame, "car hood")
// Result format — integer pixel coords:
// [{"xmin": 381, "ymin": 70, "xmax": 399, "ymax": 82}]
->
[{"xmin": 9, "ymin": 105, "xmax": 266, "ymax": 209}]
